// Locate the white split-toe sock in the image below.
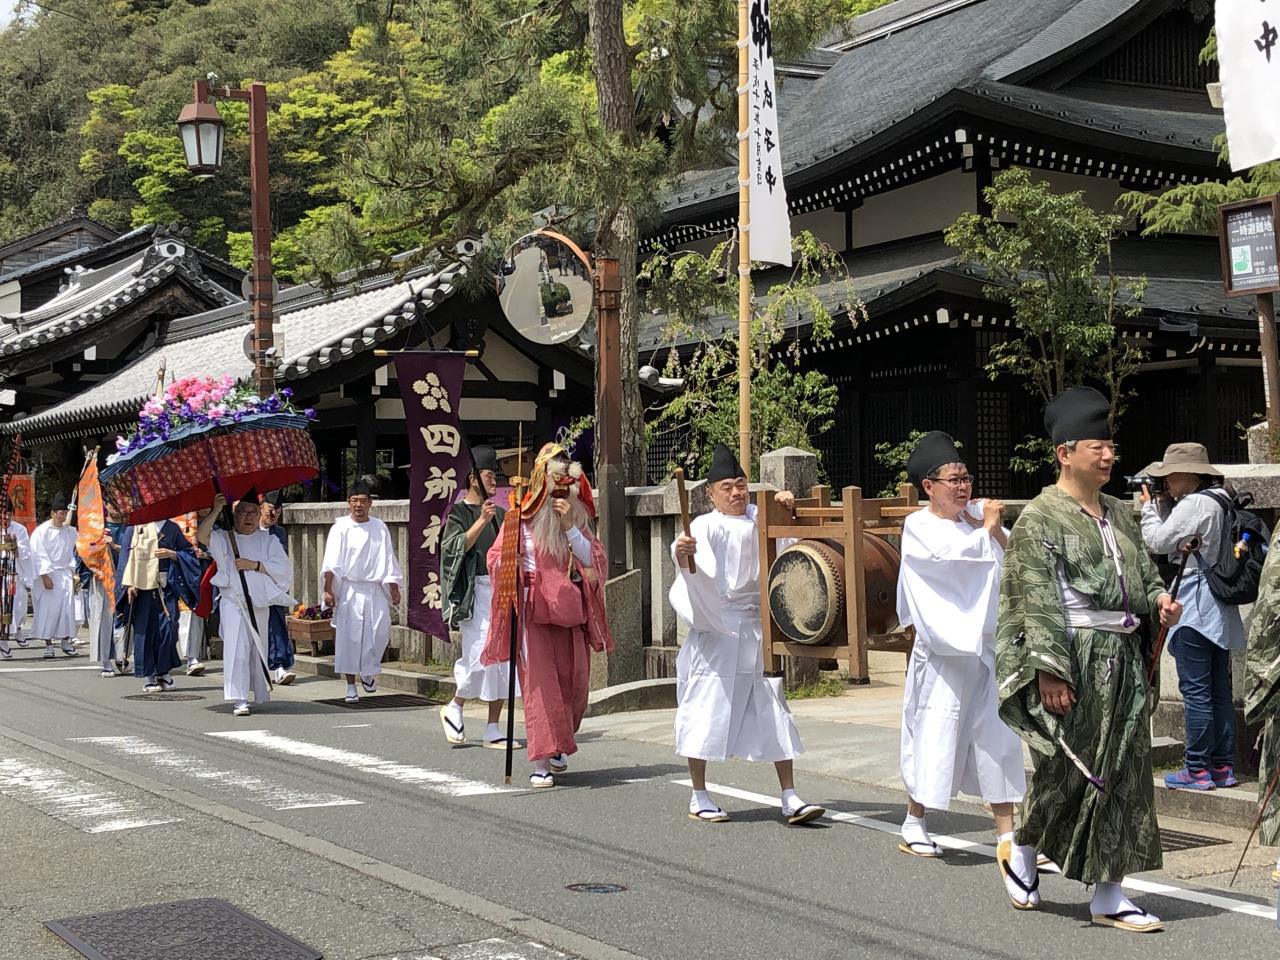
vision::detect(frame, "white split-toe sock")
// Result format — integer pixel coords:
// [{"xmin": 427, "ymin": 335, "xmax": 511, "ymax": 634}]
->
[
  {"xmin": 484, "ymin": 722, "xmax": 502, "ymax": 743},
  {"xmin": 997, "ymin": 832, "xmax": 1040, "ymax": 908},
  {"xmin": 901, "ymin": 814, "xmax": 932, "ymax": 849},
  {"xmin": 1091, "ymin": 882, "xmax": 1160, "ymax": 927}
]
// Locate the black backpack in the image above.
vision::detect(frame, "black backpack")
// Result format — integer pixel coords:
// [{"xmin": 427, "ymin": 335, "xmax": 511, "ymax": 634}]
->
[{"xmin": 1193, "ymin": 489, "xmax": 1270, "ymax": 606}]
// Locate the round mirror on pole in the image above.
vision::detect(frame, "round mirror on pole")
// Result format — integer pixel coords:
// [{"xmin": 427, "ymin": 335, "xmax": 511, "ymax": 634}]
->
[{"xmin": 496, "ymin": 230, "xmax": 594, "ymax": 345}]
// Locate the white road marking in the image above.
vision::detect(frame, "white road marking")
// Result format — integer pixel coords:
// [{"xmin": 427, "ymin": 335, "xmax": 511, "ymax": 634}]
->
[
  {"xmin": 73, "ymin": 736, "xmax": 362, "ymax": 811},
  {"xmin": 677, "ymin": 779, "xmax": 1277, "ymax": 922},
  {"xmin": 417, "ymin": 938, "xmax": 568, "ymax": 960},
  {"xmin": 0, "ymin": 665, "xmax": 103, "ymax": 673},
  {"xmin": 0, "ymin": 758, "xmax": 180, "ymax": 833},
  {"xmin": 333, "ymin": 723, "xmax": 372, "ymax": 728},
  {"xmin": 208, "ymin": 729, "xmax": 521, "ymax": 796}
]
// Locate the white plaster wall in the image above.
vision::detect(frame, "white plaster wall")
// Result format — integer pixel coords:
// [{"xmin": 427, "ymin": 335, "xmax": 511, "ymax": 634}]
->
[{"xmin": 852, "ymin": 169, "xmax": 976, "ymax": 248}]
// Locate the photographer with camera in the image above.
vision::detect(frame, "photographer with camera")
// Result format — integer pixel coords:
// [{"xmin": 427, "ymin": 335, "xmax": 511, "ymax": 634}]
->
[{"xmin": 1138, "ymin": 443, "xmax": 1243, "ymax": 792}]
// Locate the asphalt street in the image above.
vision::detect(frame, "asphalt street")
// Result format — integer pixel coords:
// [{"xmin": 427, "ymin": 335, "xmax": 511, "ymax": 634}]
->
[{"xmin": 0, "ymin": 655, "xmax": 1275, "ymax": 960}]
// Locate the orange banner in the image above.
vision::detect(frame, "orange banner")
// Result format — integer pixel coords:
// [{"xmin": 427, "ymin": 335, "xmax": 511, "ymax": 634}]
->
[
  {"xmin": 75, "ymin": 458, "xmax": 115, "ymax": 607},
  {"xmin": 6, "ymin": 475, "xmax": 34, "ymax": 533}
]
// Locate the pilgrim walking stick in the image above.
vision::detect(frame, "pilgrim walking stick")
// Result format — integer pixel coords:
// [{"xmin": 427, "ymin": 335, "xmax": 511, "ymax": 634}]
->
[
  {"xmin": 1230, "ymin": 760, "xmax": 1280, "ymax": 887},
  {"xmin": 1147, "ymin": 536, "xmax": 1199, "ymax": 687},
  {"xmin": 501, "ymin": 427, "xmax": 527, "ymax": 785},
  {"xmin": 673, "ymin": 468, "xmax": 696, "ymax": 574}
]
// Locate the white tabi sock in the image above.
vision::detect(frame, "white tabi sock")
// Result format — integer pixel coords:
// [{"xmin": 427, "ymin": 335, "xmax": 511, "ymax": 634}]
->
[
  {"xmin": 997, "ymin": 832, "xmax": 1039, "ymax": 907},
  {"xmin": 1090, "ymin": 881, "xmax": 1158, "ymax": 925},
  {"xmin": 901, "ymin": 813, "xmax": 931, "ymax": 849},
  {"xmin": 484, "ymin": 722, "xmax": 502, "ymax": 743},
  {"xmin": 780, "ymin": 788, "xmax": 803, "ymax": 815},
  {"xmin": 446, "ymin": 700, "xmax": 464, "ymax": 728},
  {"xmin": 533, "ymin": 759, "xmax": 550, "ymax": 775},
  {"xmin": 346, "ymin": 683, "xmax": 358, "ymax": 698},
  {"xmin": 690, "ymin": 790, "xmax": 713, "ymax": 812}
]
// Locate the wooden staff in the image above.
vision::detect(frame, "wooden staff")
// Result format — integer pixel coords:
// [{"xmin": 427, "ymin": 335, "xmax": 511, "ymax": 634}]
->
[
  {"xmin": 503, "ymin": 424, "xmax": 526, "ymax": 785},
  {"xmin": 673, "ymin": 468, "xmax": 695, "ymax": 574},
  {"xmin": 1230, "ymin": 762, "xmax": 1280, "ymax": 887},
  {"xmin": 1147, "ymin": 536, "xmax": 1199, "ymax": 686}
]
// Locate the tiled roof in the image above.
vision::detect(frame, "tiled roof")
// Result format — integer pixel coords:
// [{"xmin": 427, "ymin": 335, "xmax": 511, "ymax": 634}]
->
[
  {"xmin": 0, "ymin": 212, "xmax": 119, "ymax": 262},
  {"xmin": 0, "ymin": 262, "xmax": 466, "ymax": 439},
  {"xmin": 665, "ymin": 0, "xmax": 1220, "ymax": 217},
  {"xmin": 0, "ymin": 239, "xmax": 240, "ymax": 362}
]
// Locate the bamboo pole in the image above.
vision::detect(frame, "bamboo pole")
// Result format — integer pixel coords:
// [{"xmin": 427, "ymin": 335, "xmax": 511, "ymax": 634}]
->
[{"xmin": 737, "ymin": 0, "xmax": 751, "ymax": 473}]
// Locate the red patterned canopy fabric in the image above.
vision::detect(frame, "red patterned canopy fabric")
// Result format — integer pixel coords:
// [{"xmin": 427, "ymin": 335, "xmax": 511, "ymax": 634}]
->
[{"xmin": 102, "ymin": 417, "xmax": 317, "ymax": 525}]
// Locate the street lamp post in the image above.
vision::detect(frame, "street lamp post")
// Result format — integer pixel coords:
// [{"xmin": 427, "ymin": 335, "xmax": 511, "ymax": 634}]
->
[{"xmin": 177, "ymin": 79, "xmax": 276, "ymax": 399}]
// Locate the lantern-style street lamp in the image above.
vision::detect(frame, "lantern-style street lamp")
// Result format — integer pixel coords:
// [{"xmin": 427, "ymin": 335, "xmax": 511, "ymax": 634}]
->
[{"xmin": 177, "ymin": 78, "xmax": 276, "ymax": 398}]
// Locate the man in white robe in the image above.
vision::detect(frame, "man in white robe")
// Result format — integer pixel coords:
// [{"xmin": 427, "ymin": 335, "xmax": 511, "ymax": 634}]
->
[
  {"xmin": 30, "ymin": 493, "xmax": 78, "ymax": 659},
  {"xmin": 322, "ymin": 481, "xmax": 403, "ymax": 703},
  {"xmin": 0, "ymin": 500, "xmax": 33, "ymax": 659},
  {"xmin": 670, "ymin": 443, "xmax": 823, "ymax": 825},
  {"xmin": 198, "ymin": 493, "xmax": 294, "ymax": 717},
  {"xmin": 896, "ymin": 431, "xmax": 1038, "ymax": 909}
]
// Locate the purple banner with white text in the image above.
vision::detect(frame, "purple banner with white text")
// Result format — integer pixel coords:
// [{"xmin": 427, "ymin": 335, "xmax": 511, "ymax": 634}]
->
[{"xmin": 395, "ymin": 352, "xmax": 468, "ymax": 638}]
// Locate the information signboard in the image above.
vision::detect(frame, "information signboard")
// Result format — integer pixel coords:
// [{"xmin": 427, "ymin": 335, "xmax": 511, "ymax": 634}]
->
[{"xmin": 1220, "ymin": 196, "xmax": 1280, "ymax": 297}]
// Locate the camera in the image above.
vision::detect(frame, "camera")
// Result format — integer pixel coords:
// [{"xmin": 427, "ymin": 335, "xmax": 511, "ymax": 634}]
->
[{"xmin": 1124, "ymin": 474, "xmax": 1164, "ymax": 494}]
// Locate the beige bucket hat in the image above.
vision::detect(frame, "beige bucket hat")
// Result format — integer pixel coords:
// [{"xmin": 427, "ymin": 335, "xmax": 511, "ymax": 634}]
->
[{"xmin": 1144, "ymin": 442, "xmax": 1223, "ymax": 478}]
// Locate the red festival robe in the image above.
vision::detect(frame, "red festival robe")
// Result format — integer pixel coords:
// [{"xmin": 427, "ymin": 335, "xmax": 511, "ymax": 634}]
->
[{"xmin": 482, "ymin": 524, "xmax": 613, "ymax": 761}]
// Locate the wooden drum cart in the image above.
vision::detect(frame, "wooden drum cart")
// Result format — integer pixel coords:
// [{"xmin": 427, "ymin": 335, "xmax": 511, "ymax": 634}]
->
[{"xmin": 757, "ymin": 484, "xmax": 922, "ymax": 683}]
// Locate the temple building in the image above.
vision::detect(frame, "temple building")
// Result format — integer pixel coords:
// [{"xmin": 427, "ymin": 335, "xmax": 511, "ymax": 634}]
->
[{"xmin": 645, "ymin": 0, "xmax": 1252, "ymax": 494}]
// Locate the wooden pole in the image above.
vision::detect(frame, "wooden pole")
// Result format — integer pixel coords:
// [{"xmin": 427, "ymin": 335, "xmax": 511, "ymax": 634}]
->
[
  {"xmin": 673, "ymin": 468, "xmax": 695, "ymax": 574},
  {"xmin": 737, "ymin": 0, "xmax": 751, "ymax": 474},
  {"xmin": 504, "ymin": 424, "xmax": 525, "ymax": 785},
  {"xmin": 594, "ymin": 257, "xmax": 627, "ymax": 578},
  {"xmin": 247, "ymin": 82, "xmax": 275, "ymax": 399},
  {"xmin": 1259, "ymin": 292, "xmax": 1280, "ymax": 442}
]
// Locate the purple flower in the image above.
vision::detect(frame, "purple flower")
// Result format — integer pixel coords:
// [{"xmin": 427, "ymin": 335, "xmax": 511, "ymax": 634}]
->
[{"xmin": 304, "ymin": 407, "xmax": 316, "ymax": 419}]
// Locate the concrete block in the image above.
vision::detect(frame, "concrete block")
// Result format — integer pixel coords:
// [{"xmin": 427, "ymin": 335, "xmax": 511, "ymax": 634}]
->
[
  {"xmin": 1247, "ymin": 422, "xmax": 1274, "ymax": 465},
  {"xmin": 759, "ymin": 446, "xmax": 819, "ymax": 496},
  {"xmin": 584, "ymin": 678, "xmax": 678, "ymax": 718},
  {"xmin": 594, "ymin": 568, "xmax": 644, "ymax": 689}
]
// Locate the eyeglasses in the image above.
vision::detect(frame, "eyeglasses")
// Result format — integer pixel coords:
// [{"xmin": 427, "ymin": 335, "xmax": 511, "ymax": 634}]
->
[{"xmin": 929, "ymin": 474, "xmax": 973, "ymax": 487}]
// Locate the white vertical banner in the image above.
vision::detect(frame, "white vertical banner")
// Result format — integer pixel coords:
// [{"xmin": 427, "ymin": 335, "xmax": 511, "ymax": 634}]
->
[
  {"xmin": 1217, "ymin": 0, "xmax": 1280, "ymax": 171},
  {"xmin": 748, "ymin": 0, "xmax": 792, "ymax": 266}
]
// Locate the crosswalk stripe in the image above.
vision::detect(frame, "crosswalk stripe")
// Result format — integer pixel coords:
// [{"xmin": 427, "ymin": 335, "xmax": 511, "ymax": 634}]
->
[
  {"xmin": 678, "ymin": 779, "xmax": 1277, "ymax": 922},
  {"xmin": 208, "ymin": 729, "xmax": 521, "ymax": 797},
  {"xmin": 0, "ymin": 665, "xmax": 103, "ymax": 673},
  {"xmin": 72, "ymin": 736, "xmax": 362, "ymax": 811},
  {"xmin": 0, "ymin": 758, "xmax": 180, "ymax": 833}
]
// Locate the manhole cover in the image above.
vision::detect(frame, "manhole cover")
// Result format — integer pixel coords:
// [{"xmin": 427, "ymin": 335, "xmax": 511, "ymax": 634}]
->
[
  {"xmin": 565, "ymin": 882, "xmax": 627, "ymax": 894},
  {"xmin": 122, "ymin": 693, "xmax": 205, "ymax": 702},
  {"xmin": 1160, "ymin": 829, "xmax": 1232, "ymax": 853},
  {"xmin": 45, "ymin": 897, "xmax": 320, "ymax": 959},
  {"xmin": 318, "ymin": 693, "xmax": 439, "ymax": 710}
]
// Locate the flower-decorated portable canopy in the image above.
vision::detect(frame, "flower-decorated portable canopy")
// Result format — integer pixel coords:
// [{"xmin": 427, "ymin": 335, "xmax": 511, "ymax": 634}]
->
[{"xmin": 101, "ymin": 375, "xmax": 317, "ymax": 525}]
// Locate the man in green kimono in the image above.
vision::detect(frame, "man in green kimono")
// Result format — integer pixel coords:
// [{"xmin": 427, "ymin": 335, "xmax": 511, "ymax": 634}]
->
[
  {"xmin": 1245, "ymin": 534, "xmax": 1280, "ymax": 884},
  {"xmin": 438, "ymin": 445, "xmax": 518, "ymax": 748},
  {"xmin": 996, "ymin": 386, "xmax": 1181, "ymax": 933}
]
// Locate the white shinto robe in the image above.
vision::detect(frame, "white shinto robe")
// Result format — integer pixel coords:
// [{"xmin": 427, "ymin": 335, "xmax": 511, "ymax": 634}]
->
[
  {"xmin": 322, "ymin": 516, "xmax": 403, "ymax": 678},
  {"xmin": 669, "ymin": 504, "xmax": 803, "ymax": 762},
  {"xmin": 4, "ymin": 520, "xmax": 32, "ymax": 640},
  {"xmin": 896, "ymin": 507, "xmax": 1025, "ymax": 810},
  {"xmin": 30, "ymin": 521, "xmax": 77, "ymax": 640},
  {"xmin": 210, "ymin": 528, "xmax": 294, "ymax": 703}
]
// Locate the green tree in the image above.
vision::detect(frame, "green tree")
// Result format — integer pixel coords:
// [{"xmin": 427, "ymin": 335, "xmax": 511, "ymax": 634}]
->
[
  {"xmin": 944, "ymin": 167, "xmax": 1147, "ymax": 473},
  {"xmin": 641, "ymin": 231, "xmax": 857, "ymax": 479}
]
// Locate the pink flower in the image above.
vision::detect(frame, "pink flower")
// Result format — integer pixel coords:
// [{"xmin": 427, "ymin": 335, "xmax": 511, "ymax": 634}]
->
[{"xmin": 208, "ymin": 404, "xmax": 228, "ymax": 419}]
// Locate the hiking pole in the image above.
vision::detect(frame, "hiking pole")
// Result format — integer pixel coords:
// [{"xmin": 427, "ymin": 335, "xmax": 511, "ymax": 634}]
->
[
  {"xmin": 1231, "ymin": 763, "xmax": 1280, "ymax": 887},
  {"xmin": 1147, "ymin": 536, "xmax": 1199, "ymax": 687}
]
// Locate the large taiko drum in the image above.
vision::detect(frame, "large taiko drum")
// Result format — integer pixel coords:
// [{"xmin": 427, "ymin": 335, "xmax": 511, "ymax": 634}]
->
[{"xmin": 766, "ymin": 536, "xmax": 901, "ymax": 645}]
